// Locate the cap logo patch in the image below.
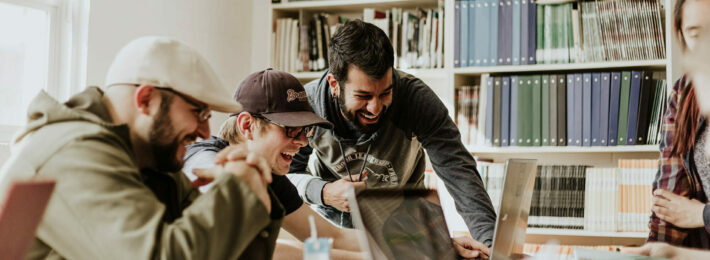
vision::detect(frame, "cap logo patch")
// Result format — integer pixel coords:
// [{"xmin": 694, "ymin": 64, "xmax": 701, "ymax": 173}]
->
[{"xmin": 287, "ymin": 89, "xmax": 308, "ymax": 102}]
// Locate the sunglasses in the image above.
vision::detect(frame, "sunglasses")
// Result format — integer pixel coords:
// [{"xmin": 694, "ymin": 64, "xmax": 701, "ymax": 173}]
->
[
  {"xmin": 158, "ymin": 88, "xmax": 212, "ymax": 122},
  {"xmin": 109, "ymin": 84, "xmax": 212, "ymax": 122},
  {"xmin": 252, "ymin": 114, "xmax": 316, "ymax": 139}
]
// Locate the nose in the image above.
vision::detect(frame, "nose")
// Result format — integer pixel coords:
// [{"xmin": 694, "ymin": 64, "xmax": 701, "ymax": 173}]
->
[
  {"xmin": 293, "ymin": 131, "xmax": 308, "ymax": 147},
  {"xmin": 197, "ymin": 120, "xmax": 210, "ymax": 139},
  {"xmin": 367, "ymin": 98, "xmax": 382, "ymax": 115}
]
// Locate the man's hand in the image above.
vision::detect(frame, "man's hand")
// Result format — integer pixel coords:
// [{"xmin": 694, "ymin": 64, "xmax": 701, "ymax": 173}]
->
[
  {"xmin": 223, "ymin": 160, "xmax": 272, "ymax": 213},
  {"xmin": 622, "ymin": 242, "xmax": 678, "ymax": 259},
  {"xmin": 652, "ymin": 189, "xmax": 706, "ymax": 228},
  {"xmin": 191, "ymin": 168, "xmax": 216, "ymax": 188},
  {"xmin": 452, "ymin": 232, "xmax": 489, "ymax": 259},
  {"xmin": 214, "ymin": 144, "xmax": 272, "ymax": 184},
  {"xmin": 210, "ymin": 144, "xmax": 274, "ymax": 213},
  {"xmin": 322, "ymin": 172, "xmax": 367, "ymax": 212}
]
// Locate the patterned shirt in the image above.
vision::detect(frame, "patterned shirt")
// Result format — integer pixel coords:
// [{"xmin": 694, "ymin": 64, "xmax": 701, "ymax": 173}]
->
[{"xmin": 648, "ymin": 75, "xmax": 710, "ymax": 248}]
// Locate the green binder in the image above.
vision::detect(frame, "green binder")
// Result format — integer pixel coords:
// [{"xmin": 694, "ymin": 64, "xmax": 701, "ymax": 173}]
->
[
  {"xmin": 542, "ymin": 75, "xmax": 550, "ymax": 146},
  {"xmin": 617, "ymin": 71, "xmax": 631, "ymax": 145},
  {"xmin": 532, "ymin": 75, "xmax": 542, "ymax": 146}
]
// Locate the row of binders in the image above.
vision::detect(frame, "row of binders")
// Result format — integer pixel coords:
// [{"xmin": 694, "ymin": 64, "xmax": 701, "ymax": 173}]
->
[
  {"xmin": 454, "ymin": 0, "xmax": 665, "ymax": 67},
  {"xmin": 456, "ymin": 71, "xmax": 668, "ymax": 147},
  {"xmin": 478, "ymin": 159, "xmax": 656, "ymax": 232}
]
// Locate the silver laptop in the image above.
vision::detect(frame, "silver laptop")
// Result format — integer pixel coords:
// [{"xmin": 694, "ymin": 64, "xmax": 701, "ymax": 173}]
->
[{"xmin": 349, "ymin": 159, "xmax": 538, "ymax": 260}]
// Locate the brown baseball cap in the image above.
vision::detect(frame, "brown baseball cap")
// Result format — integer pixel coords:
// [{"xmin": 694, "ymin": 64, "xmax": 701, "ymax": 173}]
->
[{"xmin": 234, "ymin": 68, "xmax": 333, "ymax": 129}]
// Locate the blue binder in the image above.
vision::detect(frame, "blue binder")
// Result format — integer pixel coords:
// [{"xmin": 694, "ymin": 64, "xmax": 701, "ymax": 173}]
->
[
  {"xmin": 511, "ymin": 0, "xmax": 521, "ymax": 65},
  {"xmin": 626, "ymin": 71, "xmax": 642, "ymax": 145},
  {"xmin": 510, "ymin": 75, "xmax": 519, "ymax": 145},
  {"xmin": 566, "ymin": 74, "xmax": 574, "ymax": 145},
  {"xmin": 599, "ymin": 72, "xmax": 611, "ymax": 146},
  {"xmin": 490, "ymin": 0, "xmax": 499, "ymax": 66},
  {"xmin": 574, "ymin": 74, "xmax": 583, "ymax": 146},
  {"xmin": 520, "ymin": 0, "xmax": 528, "ymax": 65},
  {"xmin": 460, "ymin": 0, "xmax": 469, "ymax": 67},
  {"xmin": 454, "ymin": 0, "xmax": 462, "ymax": 67},
  {"xmin": 591, "ymin": 73, "xmax": 602, "ymax": 146},
  {"xmin": 501, "ymin": 76, "xmax": 511, "ymax": 146},
  {"xmin": 583, "ymin": 73, "xmax": 592, "ymax": 146}
]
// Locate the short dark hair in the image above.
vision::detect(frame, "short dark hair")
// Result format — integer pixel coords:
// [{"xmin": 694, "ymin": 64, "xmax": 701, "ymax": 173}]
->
[{"xmin": 328, "ymin": 19, "xmax": 394, "ymax": 83}]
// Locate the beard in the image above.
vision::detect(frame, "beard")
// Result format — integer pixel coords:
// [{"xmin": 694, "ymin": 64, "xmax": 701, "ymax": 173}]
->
[
  {"xmin": 148, "ymin": 96, "xmax": 183, "ymax": 172},
  {"xmin": 337, "ymin": 92, "xmax": 387, "ymax": 135}
]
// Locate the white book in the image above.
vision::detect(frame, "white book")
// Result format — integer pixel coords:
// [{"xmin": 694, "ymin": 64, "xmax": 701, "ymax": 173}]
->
[
  {"xmin": 476, "ymin": 74, "xmax": 489, "ymax": 145},
  {"xmin": 291, "ymin": 18, "xmax": 298, "ymax": 72}
]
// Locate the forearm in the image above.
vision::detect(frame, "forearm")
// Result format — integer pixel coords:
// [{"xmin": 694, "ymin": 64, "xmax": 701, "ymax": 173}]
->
[
  {"xmin": 273, "ymin": 239, "xmax": 363, "ymax": 260},
  {"xmin": 331, "ymin": 227, "xmax": 362, "ymax": 252},
  {"xmin": 287, "ymin": 173, "xmax": 329, "ymax": 205}
]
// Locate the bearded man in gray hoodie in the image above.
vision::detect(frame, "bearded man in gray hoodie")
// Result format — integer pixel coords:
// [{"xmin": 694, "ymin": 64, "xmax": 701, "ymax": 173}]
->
[{"xmin": 286, "ymin": 20, "xmax": 496, "ymax": 257}]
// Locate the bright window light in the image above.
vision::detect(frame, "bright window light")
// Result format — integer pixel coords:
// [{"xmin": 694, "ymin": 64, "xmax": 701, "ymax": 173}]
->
[{"xmin": 0, "ymin": 2, "xmax": 51, "ymax": 126}]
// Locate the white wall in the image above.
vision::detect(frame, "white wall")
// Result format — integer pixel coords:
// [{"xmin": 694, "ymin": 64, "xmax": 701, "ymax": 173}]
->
[{"xmin": 86, "ymin": 0, "xmax": 255, "ymax": 134}]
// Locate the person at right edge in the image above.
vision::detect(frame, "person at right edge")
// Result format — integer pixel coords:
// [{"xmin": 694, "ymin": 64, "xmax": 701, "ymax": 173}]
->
[
  {"xmin": 646, "ymin": 0, "xmax": 710, "ymax": 249},
  {"xmin": 286, "ymin": 19, "xmax": 496, "ymax": 258}
]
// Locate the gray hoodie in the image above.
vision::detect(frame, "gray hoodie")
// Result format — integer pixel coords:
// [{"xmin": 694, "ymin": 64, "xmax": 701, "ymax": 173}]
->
[{"xmin": 287, "ymin": 70, "xmax": 496, "ymax": 245}]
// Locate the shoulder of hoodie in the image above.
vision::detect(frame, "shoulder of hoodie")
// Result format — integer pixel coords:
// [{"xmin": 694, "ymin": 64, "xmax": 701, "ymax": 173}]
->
[{"xmin": 16, "ymin": 119, "xmax": 133, "ymax": 169}]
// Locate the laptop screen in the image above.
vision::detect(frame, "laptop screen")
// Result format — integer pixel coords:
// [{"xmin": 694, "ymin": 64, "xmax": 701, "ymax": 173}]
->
[{"xmin": 351, "ymin": 188, "xmax": 459, "ymax": 260}]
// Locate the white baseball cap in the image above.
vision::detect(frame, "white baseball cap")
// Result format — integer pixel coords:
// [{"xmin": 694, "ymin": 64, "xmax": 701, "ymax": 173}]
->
[{"xmin": 105, "ymin": 36, "xmax": 242, "ymax": 113}]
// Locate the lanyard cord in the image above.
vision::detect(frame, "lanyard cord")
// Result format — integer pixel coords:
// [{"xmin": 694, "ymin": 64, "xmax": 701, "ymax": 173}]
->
[{"xmin": 336, "ymin": 139, "xmax": 372, "ymax": 182}]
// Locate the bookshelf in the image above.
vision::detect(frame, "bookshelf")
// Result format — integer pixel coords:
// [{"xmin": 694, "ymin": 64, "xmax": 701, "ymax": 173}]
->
[
  {"xmin": 266, "ymin": 0, "xmax": 675, "ymax": 248},
  {"xmin": 453, "ymin": 59, "xmax": 668, "ymax": 75}
]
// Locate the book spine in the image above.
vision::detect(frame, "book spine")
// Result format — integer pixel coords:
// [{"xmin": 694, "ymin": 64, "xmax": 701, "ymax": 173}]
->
[
  {"xmin": 532, "ymin": 75, "xmax": 542, "ymax": 146},
  {"xmin": 550, "ymin": 74, "xmax": 558, "ymax": 146},
  {"xmin": 485, "ymin": 77, "xmax": 495, "ymax": 145},
  {"xmin": 455, "ymin": 1, "xmax": 462, "ymax": 67},
  {"xmin": 591, "ymin": 73, "xmax": 601, "ymax": 146},
  {"xmin": 583, "ymin": 73, "xmax": 592, "ymax": 146},
  {"xmin": 600, "ymin": 72, "xmax": 611, "ymax": 146},
  {"xmin": 618, "ymin": 71, "xmax": 631, "ymax": 145},
  {"xmin": 626, "ymin": 71, "xmax": 642, "ymax": 145},
  {"xmin": 502, "ymin": 77, "xmax": 511, "ymax": 146},
  {"xmin": 493, "ymin": 77, "xmax": 503, "ymax": 146},
  {"xmin": 557, "ymin": 74, "xmax": 567, "ymax": 146},
  {"xmin": 510, "ymin": 76, "xmax": 519, "ymax": 146},
  {"xmin": 542, "ymin": 75, "xmax": 550, "ymax": 146}
]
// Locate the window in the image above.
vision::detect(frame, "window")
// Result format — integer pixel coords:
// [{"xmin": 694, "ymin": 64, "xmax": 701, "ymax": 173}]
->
[{"xmin": 0, "ymin": 0, "xmax": 89, "ymax": 143}]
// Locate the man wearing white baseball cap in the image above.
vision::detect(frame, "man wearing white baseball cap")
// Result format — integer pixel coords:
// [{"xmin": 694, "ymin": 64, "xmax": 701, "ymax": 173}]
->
[{"xmin": 0, "ymin": 36, "xmax": 281, "ymax": 259}]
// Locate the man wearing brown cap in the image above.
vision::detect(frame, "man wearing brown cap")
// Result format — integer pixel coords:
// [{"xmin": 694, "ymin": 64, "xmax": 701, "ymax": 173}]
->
[
  {"xmin": 183, "ymin": 68, "xmax": 363, "ymax": 260},
  {"xmin": 287, "ymin": 20, "xmax": 496, "ymax": 258},
  {"xmin": 0, "ymin": 37, "xmax": 279, "ymax": 259}
]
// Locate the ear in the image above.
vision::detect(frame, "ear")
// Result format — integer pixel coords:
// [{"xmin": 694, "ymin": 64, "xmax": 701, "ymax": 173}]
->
[
  {"xmin": 326, "ymin": 73, "xmax": 340, "ymax": 99},
  {"xmin": 134, "ymin": 84, "xmax": 160, "ymax": 116},
  {"xmin": 236, "ymin": 112, "xmax": 255, "ymax": 140}
]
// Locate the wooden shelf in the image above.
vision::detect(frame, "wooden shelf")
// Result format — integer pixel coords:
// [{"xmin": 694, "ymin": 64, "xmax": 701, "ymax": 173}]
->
[
  {"xmin": 525, "ymin": 228, "xmax": 647, "ymax": 246},
  {"xmin": 466, "ymin": 145, "xmax": 659, "ymax": 154},
  {"xmin": 291, "ymin": 68, "xmax": 447, "ymax": 80},
  {"xmin": 453, "ymin": 60, "xmax": 667, "ymax": 75},
  {"xmin": 272, "ymin": 0, "xmax": 438, "ymax": 11},
  {"xmin": 292, "ymin": 71, "xmax": 325, "ymax": 80}
]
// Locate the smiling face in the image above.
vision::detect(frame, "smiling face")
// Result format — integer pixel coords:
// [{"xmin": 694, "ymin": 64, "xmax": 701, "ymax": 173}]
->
[
  {"xmin": 238, "ymin": 113, "xmax": 309, "ymax": 175},
  {"xmin": 148, "ymin": 88, "xmax": 211, "ymax": 172},
  {"xmin": 329, "ymin": 66, "xmax": 393, "ymax": 134},
  {"xmin": 682, "ymin": 0, "xmax": 710, "ymax": 51}
]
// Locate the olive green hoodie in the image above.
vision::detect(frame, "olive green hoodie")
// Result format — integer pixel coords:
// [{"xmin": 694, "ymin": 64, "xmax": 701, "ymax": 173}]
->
[{"xmin": 0, "ymin": 87, "xmax": 283, "ymax": 259}]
